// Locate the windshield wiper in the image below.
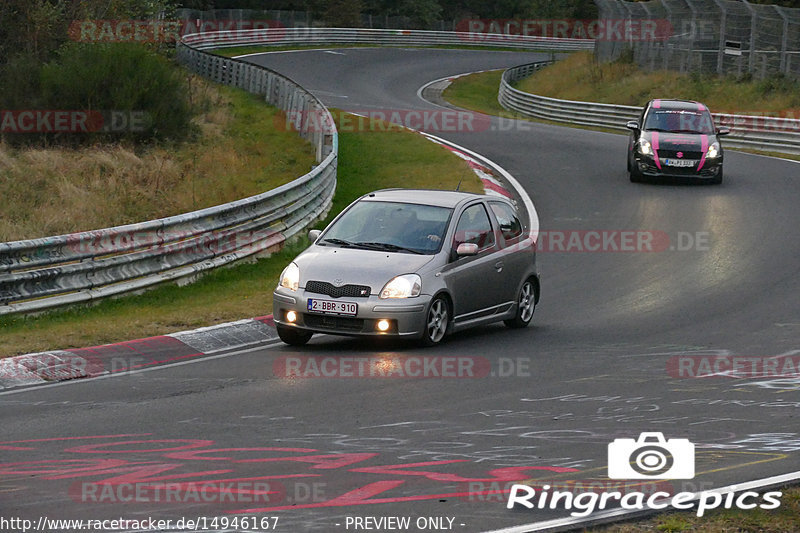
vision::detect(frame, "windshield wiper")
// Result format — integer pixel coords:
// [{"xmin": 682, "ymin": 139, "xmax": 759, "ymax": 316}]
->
[
  {"xmin": 356, "ymin": 241, "xmax": 424, "ymax": 254},
  {"xmin": 321, "ymin": 238, "xmax": 355, "ymax": 247}
]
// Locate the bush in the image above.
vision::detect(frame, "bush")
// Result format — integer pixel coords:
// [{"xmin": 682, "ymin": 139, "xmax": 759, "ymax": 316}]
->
[
  {"xmin": 0, "ymin": 53, "xmax": 44, "ymax": 109},
  {"xmin": 31, "ymin": 43, "xmax": 193, "ymax": 144}
]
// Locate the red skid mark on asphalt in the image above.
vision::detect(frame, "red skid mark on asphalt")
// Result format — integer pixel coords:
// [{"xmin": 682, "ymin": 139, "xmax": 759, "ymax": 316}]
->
[
  {"xmin": 229, "ymin": 482, "xmax": 511, "ymax": 512},
  {"xmin": 67, "ymin": 336, "xmax": 202, "ymax": 373}
]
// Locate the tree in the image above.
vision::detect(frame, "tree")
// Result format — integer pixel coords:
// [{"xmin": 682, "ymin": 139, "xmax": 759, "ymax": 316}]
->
[
  {"xmin": 398, "ymin": 0, "xmax": 442, "ymax": 28},
  {"xmin": 322, "ymin": 0, "xmax": 362, "ymax": 27}
]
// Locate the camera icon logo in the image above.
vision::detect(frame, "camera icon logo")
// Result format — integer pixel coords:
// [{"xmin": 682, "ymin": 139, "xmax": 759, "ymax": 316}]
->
[{"xmin": 608, "ymin": 432, "xmax": 695, "ymax": 479}]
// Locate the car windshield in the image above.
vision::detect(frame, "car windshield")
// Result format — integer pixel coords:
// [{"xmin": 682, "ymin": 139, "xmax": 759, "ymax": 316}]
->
[
  {"xmin": 643, "ymin": 109, "xmax": 716, "ymax": 134},
  {"xmin": 320, "ymin": 200, "xmax": 453, "ymax": 254}
]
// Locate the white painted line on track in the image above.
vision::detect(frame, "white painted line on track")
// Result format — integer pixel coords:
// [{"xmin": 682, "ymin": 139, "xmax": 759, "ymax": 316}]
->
[
  {"xmin": 484, "ymin": 470, "xmax": 800, "ymax": 533},
  {"xmin": 232, "ymin": 48, "xmax": 344, "ymax": 59},
  {"xmin": 415, "ymin": 70, "xmax": 497, "ymax": 109},
  {"xmin": 0, "ymin": 341, "xmax": 283, "ymax": 397}
]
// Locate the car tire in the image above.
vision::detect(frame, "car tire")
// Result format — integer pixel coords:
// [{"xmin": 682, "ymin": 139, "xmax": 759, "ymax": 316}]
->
[
  {"xmin": 277, "ymin": 325, "xmax": 313, "ymax": 346},
  {"xmin": 420, "ymin": 295, "xmax": 449, "ymax": 346},
  {"xmin": 504, "ymin": 278, "xmax": 536, "ymax": 329}
]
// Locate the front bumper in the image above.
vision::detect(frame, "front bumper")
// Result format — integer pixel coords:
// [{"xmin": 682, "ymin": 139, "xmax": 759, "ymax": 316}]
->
[
  {"xmin": 633, "ymin": 154, "xmax": 722, "ymax": 179},
  {"xmin": 273, "ymin": 288, "xmax": 431, "ymax": 338}
]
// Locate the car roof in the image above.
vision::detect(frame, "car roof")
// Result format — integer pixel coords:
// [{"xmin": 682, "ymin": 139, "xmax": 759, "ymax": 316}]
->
[
  {"xmin": 361, "ymin": 188, "xmax": 490, "ymax": 208},
  {"xmin": 646, "ymin": 99, "xmax": 708, "ymax": 112}
]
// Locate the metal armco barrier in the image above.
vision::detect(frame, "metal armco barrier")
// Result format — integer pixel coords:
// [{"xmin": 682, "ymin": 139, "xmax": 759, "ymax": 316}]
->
[
  {"xmin": 0, "ymin": 29, "xmax": 592, "ymax": 316},
  {"xmin": 180, "ymin": 27, "xmax": 595, "ymax": 52},
  {"xmin": 0, "ymin": 34, "xmax": 338, "ymax": 315},
  {"xmin": 499, "ymin": 61, "xmax": 800, "ymax": 155}
]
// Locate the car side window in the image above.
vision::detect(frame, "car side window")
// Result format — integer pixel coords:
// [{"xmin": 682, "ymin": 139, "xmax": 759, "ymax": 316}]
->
[
  {"xmin": 453, "ymin": 204, "xmax": 495, "ymax": 253},
  {"xmin": 489, "ymin": 202, "xmax": 523, "ymax": 245}
]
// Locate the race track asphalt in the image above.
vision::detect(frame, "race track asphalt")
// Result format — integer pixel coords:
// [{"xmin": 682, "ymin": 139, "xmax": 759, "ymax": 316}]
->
[{"xmin": 2, "ymin": 48, "xmax": 799, "ymax": 533}]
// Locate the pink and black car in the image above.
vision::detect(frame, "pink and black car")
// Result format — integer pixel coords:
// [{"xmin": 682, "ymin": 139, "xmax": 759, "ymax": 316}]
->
[{"xmin": 626, "ymin": 99, "xmax": 729, "ymax": 184}]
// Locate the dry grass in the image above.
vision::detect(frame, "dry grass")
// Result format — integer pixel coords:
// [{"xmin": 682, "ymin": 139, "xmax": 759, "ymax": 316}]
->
[
  {"xmin": 0, "ymin": 111, "xmax": 483, "ymax": 357},
  {"xmin": 0, "ymin": 75, "xmax": 316, "ymax": 242},
  {"xmin": 516, "ymin": 51, "xmax": 800, "ymax": 114}
]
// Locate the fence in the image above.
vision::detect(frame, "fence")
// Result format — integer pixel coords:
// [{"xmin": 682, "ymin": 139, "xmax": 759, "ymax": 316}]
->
[
  {"xmin": 0, "ymin": 35, "xmax": 338, "ymax": 315},
  {"xmin": 499, "ymin": 60, "xmax": 800, "ymax": 154},
  {"xmin": 595, "ymin": 0, "xmax": 800, "ymax": 80}
]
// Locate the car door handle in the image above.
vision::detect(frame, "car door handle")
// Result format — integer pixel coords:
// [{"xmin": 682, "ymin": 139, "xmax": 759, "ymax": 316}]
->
[{"xmin": 494, "ymin": 261, "xmax": 504, "ymax": 272}]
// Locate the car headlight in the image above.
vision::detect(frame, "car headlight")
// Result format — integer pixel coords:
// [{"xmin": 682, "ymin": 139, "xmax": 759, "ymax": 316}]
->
[
  {"xmin": 638, "ymin": 139, "xmax": 653, "ymax": 156},
  {"xmin": 380, "ymin": 274, "xmax": 421, "ymax": 299},
  {"xmin": 279, "ymin": 262, "xmax": 299, "ymax": 291},
  {"xmin": 706, "ymin": 142, "xmax": 720, "ymax": 159}
]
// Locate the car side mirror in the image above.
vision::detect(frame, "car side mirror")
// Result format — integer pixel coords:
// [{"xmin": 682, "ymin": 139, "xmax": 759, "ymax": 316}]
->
[
  {"xmin": 456, "ymin": 243, "xmax": 479, "ymax": 257},
  {"xmin": 716, "ymin": 127, "xmax": 730, "ymax": 136},
  {"xmin": 308, "ymin": 229, "xmax": 321, "ymax": 242},
  {"xmin": 625, "ymin": 121, "xmax": 640, "ymax": 131}
]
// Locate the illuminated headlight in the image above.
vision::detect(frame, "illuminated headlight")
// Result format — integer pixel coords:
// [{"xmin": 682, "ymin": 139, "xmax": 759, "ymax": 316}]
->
[
  {"xmin": 380, "ymin": 274, "xmax": 421, "ymax": 299},
  {"xmin": 279, "ymin": 262, "xmax": 299, "ymax": 291},
  {"xmin": 706, "ymin": 142, "xmax": 720, "ymax": 159},
  {"xmin": 638, "ymin": 139, "xmax": 653, "ymax": 156}
]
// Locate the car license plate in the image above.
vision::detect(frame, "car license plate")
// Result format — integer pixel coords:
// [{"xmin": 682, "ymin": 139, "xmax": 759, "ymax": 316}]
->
[
  {"xmin": 307, "ymin": 298, "xmax": 357, "ymax": 316},
  {"xmin": 664, "ymin": 158, "xmax": 696, "ymax": 167}
]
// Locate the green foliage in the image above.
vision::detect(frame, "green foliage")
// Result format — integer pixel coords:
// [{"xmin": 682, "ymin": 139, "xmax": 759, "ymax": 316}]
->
[
  {"xmin": 758, "ymin": 72, "xmax": 797, "ymax": 96},
  {"xmin": 0, "ymin": 0, "xmax": 178, "ymax": 67},
  {"xmin": 321, "ymin": 0, "xmax": 364, "ymax": 27},
  {"xmin": 614, "ymin": 46, "xmax": 635, "ymax": 65},
  {"xmin": 364, "ymin": 0, "xmax": 443, "ymax": 26},
  {"xmin": 42, "ymin": 43, "xmax": 192, "ymax": 142},
  {"xmin": 435, "ymin": 0, "xmax": 597, "ymax": 19},
  {"xmin": 0, "ymin": 43, "xmax": 193, "ymax": 146},
  {"xmin": 0, "ymin": 54, "xmax": 45, "ymax": 109}
]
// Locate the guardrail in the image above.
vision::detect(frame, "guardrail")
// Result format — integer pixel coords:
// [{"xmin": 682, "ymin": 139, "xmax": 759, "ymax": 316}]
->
[
  {"xmin": 0, "ymin": 35, "xmax": 338, "ymax": 315},
  {"xmin": 499, "ymin": 61, "xmax": 800, "ymax": 155},
  {"xmin": 0, "ymin": 29, "xmax": 592, "ymax": 316},
  {"xmin": 181, "ymin": 27, "xmax": 595, "ymax": 52}
]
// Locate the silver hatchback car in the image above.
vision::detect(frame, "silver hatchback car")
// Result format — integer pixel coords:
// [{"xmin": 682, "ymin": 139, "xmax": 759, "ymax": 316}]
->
[{"xmin": 273, "ymin": 189, "xmax": 540, "ymax": 346}]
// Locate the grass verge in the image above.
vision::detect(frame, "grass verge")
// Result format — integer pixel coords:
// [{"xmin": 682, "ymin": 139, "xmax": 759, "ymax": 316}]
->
[
  {"xmin": 589, "ymin": 485, "xmax": 800, "ymax": 532},
  {"xmin": 442, "ymin": 57, "xmax": 800, "ymax": 159},
  {"xmin": 516, "ymin": 51, "xmax": 800, "ymax": 114},
  {"xmin": 0, "ymin": 111, "xmax": 482, "ymax": 357},
  {"xmin": 0, "ymin": 77, "xmax": 316, "ymax": 242},
  {"xmin": 442, "ymin": 69, "xmax": 623, "ymax": 136}
]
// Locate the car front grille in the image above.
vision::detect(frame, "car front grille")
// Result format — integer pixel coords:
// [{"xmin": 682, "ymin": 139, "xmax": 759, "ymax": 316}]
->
[
  {"xmin": 658, "ymin": 150, "xmax": 703, "ymax": 159},
  {"xmin": 306, "ymin": 280, "xmax": 371, "ymax": 298},
  {"xmin": 642, "ymin": 162, "xmax": 719, "ymax": 177},
  {"xmin": 304, "ymin": 314, "xmax": 365, "ymax": 331}
]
